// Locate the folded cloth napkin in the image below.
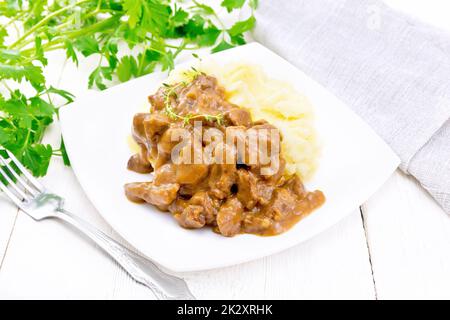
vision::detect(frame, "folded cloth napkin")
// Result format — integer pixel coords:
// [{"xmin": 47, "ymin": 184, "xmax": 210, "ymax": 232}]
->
[{"xmin": 253, "ymin": 0, "xmax": 450, "ymax": 214}]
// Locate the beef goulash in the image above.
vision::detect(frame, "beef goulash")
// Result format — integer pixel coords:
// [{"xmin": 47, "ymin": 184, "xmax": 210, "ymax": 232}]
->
[{"xmin": 125, "ymin": 71, "xmax": 325, "ymax": 237}]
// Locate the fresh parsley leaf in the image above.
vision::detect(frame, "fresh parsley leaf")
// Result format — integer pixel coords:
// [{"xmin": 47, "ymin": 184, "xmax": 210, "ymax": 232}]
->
[
  {"xmin": 136, "ymin": 50, "xmax": 159, "ymax": 76},
  {"xmin": 221, "ymin": 0, "xmax": 246, "ymax": 13},
  {"xmin": 22, "ymin": 143, "xmax": 53, "ymax": 177},
  {"xmin": 29, "ymin": 96, "xmax": 56, "ymax": 118},
  {"xmin": 197, "ymin": 26, "xmax": 221, "ymax": 46},
  {"xmin": 35, "ymin": 36, "xmax": 47, "ymax": 66},
  {"xmin": 100, "ymin": 66, "xmax": 113, "ymax": 81},
  {"xmin": 0, "ymin": 63, "xmax": 45, "ymax": 90},
  {"xmin": 88, "ymin": 66, "xmax": 106, "ymax": 90},
  {"xmin": 160, "ymin": 51, "xmax": 175, "ymax": 71},
  {"xmin": 117, "ymin": 55, "xmax": 138, "ymax": 82},
  {"xmin": 45, "ymin": 86, "xmax": 75, "ymax": 105},
  {"xmin": 230, "ymin": 33, "xmax": 246, "ymax": 45},
  {"xmin": 74, "ymin": 36, "xmax": 100, "ymax": 57},
  {"xmin": 228, "ymin": 15, "xmax": 256, "ymax": 37},
  {"xmin": 0, "ymin": 124, "xmax": 12, "ymax": 145},
  {"xmin": 184, "ymin": 14, "xmax": 206, "ymax": 39},
  {"xmin": 1, "ymin": 99, "xmax": 30, "ymax": 128},
  {"xmin": 171, "ymin": 8, "xmax": 189, "ymax": 27},
  {"xmin": 0, "ymin": 28, "xmax": 8, "ymax": 48},
  {"xmin": 106, "ymin": 38, "xmax": 119, "ymax": 55},
  {"xmin": 123, "ymin": 0, "xmax": 142, "ymax": 28},
  {"xmin": 193, "ymin": 1, "xmax": 215, "ymax": 15},
  {"xmin": 124, "ymin": 0, "xmax": 171, "ymax": 34},
  {"xmin": 0, "ymin": 93, "xmax": 55, "ymax": 129},
  {"xmin": 64, "ymin": 40, "xmax": 78, "ymax": 66},
  {"xmin": 60, "ymin": 136, "xmax": 71, "ymax": 167}
]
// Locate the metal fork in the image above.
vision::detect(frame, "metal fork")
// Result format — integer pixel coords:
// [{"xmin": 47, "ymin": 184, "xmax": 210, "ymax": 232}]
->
[{"xmin": 0, "ymin": 149, "xmax": 195, "ymax": 300}]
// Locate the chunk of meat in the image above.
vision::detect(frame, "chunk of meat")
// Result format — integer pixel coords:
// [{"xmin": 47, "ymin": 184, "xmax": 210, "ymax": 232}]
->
[
  {"xmin": 236, "ymin": 169, "xmax": 274, "ymax": 209},
  {"xmin": 178, "ymin": 179, "xmax": 209, "ymax": 197},
  {"xmin": 216, "ymin": 197, "xmax": 243, "ymax": 237},
  {"xmin": 153, "ymin": 163, "xmax": 176, "ymax": 185},
  {"xmin": 251, "ymin": 119, "xmax": 269, "ymax": 126},
  {"xmin": 157, "ymin": 127, "xmax": 179, "ymax": 157},
  {"xmin": 250, "ymin": 122, "xmax": 280, "ymax": 133},
  {"xmin": 127, "ymin": 153, "xmax": 153, "ymax": 174},
  {"xmin": 124, "ymin": 182, "xmax": 179, "ymax": 210},
  {"xmin": 259, "ymin": 157, "xmax": 286, "ymax": 182},
  {"xmin": 175, "ymin": 205, "xmax": 206, "ymax": 229},
  {"xmin": 236, "ymin": 169, "xmax": 257, "ymax": 209},
  {"xmin": 283, "ymin": 175, "xmax": 306, "ymax": 198},
  {"xmin": 264, "ymin": 188, "xmax": 299, "ymax": 221},
  {"xmin": 189, "ymin": 191, "xmax": 221, "ymax": 225},
  {"xmin": 224, "ymin": 126, "xmax": 247, "ymax": 164},
  {"xmin": 148, "ymin": 88, "xmax": 166, "ymax": 111},
  {"xmin": 132, "ymin": 113, "xmax": 151, "ymax": 144},
  {"xmin": 175, "ymin": 163, "xmax": 209, "ymax": 185},
  {"xmin": 247, "ymin": 123, "xmax": 285, "ymax": 178},
  {"xmin": 208, "ymin": 164, "xmax": 236, "ymax": 199},
  {"xmin": 225, "ymin": 108, "xmax": 252, "ymax": 127},
  {"xmin": 143, "ymin": 113, "xmax": 170, "ymax": 141},
  {"xmin": 168, "ymin": 198, "xmax": 189, "ymax": 215},
  {"xmin": 242, "ymin": 213, "xmax": 273, "ymax": 234},
  {"xmin": 173, "ymin": 74, "xmax": 230, "ymax": 118}
]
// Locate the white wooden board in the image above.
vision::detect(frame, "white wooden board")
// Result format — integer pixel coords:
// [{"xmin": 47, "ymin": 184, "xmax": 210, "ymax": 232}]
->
[
  {"xmin": 1, "ymin": 0, "xmax": 449, "ymax": 299},
  {"xmin": 362, "ymin": 171, "xmax": 450, "ymax": 299}
]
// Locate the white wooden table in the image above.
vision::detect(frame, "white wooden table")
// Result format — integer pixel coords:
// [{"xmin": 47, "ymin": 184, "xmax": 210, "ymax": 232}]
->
[{"xmin": 1, "ymin": 0, "xmax": 449, "ymax": 300}]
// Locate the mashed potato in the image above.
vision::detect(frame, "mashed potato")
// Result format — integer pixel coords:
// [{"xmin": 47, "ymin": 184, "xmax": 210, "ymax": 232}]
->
[{"xmin": 168, "ymin": 62, "xmax": 321, "ymax": 181}]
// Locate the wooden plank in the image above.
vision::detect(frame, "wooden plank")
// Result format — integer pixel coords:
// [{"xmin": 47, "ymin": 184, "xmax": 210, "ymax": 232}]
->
[
  {"xmin": 0, "ymin": 203, "xmax": 17, "ymax": 270},
  {"xmin": 362, "ymin": 170, "xmax": 450, "ymax": 299},
  {"xmin": 187, "ymin": 210, "xmax": 375, "ymax": 300}
]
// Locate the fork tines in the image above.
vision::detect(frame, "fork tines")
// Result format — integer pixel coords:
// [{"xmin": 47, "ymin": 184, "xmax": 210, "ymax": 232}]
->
[{"xmin": 0, "ymin": 149, "xmax": 44, "ymax": 207}]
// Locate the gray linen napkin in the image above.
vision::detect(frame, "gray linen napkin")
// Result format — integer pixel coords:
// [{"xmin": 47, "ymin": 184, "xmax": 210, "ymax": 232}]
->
[{"xmin": 253, "ymin": 0, "xmax": 450, "ymax": 213}]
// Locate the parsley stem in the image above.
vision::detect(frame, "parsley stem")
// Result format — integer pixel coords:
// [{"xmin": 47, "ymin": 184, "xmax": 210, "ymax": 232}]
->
[
  {"xmin": 137, "ymin": 47, "xmax": 147, "ymax": 76},
  {"xmin": 4, "ymin": 118, "xmax": 17, "ymax": 130},
  {"xmin": 15, "ymin": 10, "xmax": 122, "ymax": 50},
  {"xmin": 18, "ymin": 129, "xmax": 31, "ymax": 157},
  {"xmin": 9, "ymin": 0, "xmax": 91, "ymax": 49},
  {"xmin": 1, "ymin": 81, "xmax": 13, "ymax": 93},
  {"xmin": 19, "ymin": 16, "xmax": 120, "ymax": 57},
  {"xmin": 164, "ymin": 43, "xmax": 201, "ymax": 50},
  {"xmin": 173, "ymin": 40, "xmax": 187, "ymax": 59}
]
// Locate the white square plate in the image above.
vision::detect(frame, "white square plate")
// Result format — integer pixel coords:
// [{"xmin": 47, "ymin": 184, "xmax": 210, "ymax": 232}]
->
[{"xmin": 60, "ymin": 43, "xmax": 400, "ymax": 272}]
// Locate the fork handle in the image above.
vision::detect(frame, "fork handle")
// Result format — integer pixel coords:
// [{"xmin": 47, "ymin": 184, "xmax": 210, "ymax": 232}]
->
[{"xmin": 54, "ymin": 209, "xmax": 195, "ymax": 300}]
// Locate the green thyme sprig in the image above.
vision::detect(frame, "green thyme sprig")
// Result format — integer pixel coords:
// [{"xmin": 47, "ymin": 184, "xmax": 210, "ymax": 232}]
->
[{"xmin": 162, "ymin": 68, "xmax": 224, "ymax": 126}]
